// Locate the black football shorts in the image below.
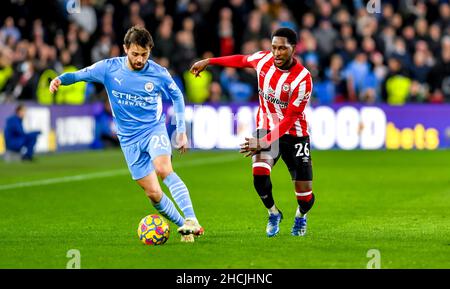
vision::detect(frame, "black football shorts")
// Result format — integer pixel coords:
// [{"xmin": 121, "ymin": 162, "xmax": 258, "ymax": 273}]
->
[{"xmin": 253, "ymin": 129, "xmax": 313, "ymax": 181}]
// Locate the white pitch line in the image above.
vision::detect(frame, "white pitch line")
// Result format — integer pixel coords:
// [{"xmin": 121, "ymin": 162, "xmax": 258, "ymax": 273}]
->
[{"xmin": 0, "ymin": 154, "xmax": 242, "ymax": 191}]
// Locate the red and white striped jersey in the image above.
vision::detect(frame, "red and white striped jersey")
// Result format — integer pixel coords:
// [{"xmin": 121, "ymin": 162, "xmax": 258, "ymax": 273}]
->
[{"xmin": 245, "ymin": 50, "xmax": 313, "ymax": 139}]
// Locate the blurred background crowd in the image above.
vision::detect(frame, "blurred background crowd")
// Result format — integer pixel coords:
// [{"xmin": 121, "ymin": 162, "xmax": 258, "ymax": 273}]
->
[{"xmin": 0, "ymin": 0, "xmax": 449, "ymax": 106}]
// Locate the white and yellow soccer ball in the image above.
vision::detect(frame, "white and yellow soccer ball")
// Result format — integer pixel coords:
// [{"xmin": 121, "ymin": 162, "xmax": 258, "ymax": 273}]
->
[{"xmin": 137, "ymin": 214, "xmax": 170, "ymax": 245}]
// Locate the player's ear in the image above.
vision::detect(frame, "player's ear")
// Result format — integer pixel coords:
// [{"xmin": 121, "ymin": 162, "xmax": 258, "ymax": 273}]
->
[
  {"xmin": 123, "ymin": 44, "xmax": 128, "ymax": 54},
  {"xmin": 290, "ymin": 44, "xmax": 296, "ymax": 55}
]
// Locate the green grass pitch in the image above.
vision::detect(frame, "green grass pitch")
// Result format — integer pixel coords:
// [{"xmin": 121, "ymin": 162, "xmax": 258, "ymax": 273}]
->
[{"xmin": 0, "ymin": 149, "xmax": 449, "ymax": 268}]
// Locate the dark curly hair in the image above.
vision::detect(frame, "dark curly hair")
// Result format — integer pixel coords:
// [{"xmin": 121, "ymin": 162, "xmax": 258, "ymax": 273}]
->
[
  {"xmin": 272, "ymin": 27, "xmax": 298, "ymax": 46},
  {"xmin": 124, "ymin": 26, "xmax": 154, "ymax": 49}
]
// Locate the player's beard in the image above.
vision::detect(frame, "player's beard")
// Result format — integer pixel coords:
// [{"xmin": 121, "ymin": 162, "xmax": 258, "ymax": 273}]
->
[{"xmin": 128, "ymin": 57, "xmax": 145, "ymax": 71}]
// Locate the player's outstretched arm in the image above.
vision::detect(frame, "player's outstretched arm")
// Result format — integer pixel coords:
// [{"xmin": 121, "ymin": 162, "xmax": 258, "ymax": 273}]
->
[
  {"xmin": 49, "ymin": 60, "xmax": 107, "ymax": 93},
  {"xmin": 190, "ymin": 55, "xmax": 253, "ymax": 78}
]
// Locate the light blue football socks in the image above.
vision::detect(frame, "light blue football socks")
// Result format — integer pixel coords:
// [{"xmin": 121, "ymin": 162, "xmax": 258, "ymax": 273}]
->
[
  {"xmin": 152, "ymin": 193, "xmax": 184, "ymax": 227},
  {"xmin": 163, "ymin": 172, "xmax": 197, "ymax": 220}
]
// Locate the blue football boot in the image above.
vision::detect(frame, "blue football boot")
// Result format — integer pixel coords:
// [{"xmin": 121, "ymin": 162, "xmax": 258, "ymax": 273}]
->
[
  {"xmin": 291, "ymin": 216, "xmax": 307, "ymax": 236},
  {"xmin": 266, "ymin": 210, "xmax": 283, "ymax": 237}
]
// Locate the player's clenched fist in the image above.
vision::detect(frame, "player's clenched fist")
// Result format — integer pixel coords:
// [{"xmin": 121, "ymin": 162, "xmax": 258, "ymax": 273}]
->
[
  {"xmin": 49, "ymin": 78, "xmax": 61, "ymax": 93},
  {"xmin": 189, "ymin": 59, "xmax": 209, "ymax": 77}
]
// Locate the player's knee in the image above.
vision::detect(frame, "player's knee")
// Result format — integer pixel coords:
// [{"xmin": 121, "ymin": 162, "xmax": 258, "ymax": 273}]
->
[
  {"xmin": 155, "ymin": 165, "xmax": 173, "ymax": 179},
  {"xmin": 294, "ymin": 181, "xmax": 312, "ymax": 193},
  {"xmin": 137, "ymin": 181, "xmax": 159, "ymax": 197},
  {"xmin": 144, "ymin": 186, "xmax": 162, "ymax": 202},
  {"xmin": 252, "ymin": 162, "xmax": 271, "ymax": 176}
]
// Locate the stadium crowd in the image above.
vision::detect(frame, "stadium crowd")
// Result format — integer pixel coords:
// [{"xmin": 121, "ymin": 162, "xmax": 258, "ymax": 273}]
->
[{"xmin": 0, "ymin": 0, "xmax": 449, "ymax": 106}]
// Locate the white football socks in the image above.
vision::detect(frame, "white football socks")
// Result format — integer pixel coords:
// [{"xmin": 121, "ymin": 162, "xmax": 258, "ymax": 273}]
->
[
  {"xmin": 296, "ymin": 206, "xmax": 307, "ymax": 218},
  {"xmin": 268, "ymin": 205, "xmax": 279, "ymax": 215}
]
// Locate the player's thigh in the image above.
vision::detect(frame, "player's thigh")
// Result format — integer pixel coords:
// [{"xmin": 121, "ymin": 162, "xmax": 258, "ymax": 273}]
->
[
  {"xmin": 280, "ymin": 135, "xmax": 313, "ymax": 182},
  {"xmin": 121, "ymin": 142, "xmax": 155, "ymax": 180}
]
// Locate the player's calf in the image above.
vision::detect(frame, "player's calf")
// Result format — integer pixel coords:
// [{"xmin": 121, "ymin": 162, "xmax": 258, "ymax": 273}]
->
[
  {"xmin": 253, "ymin": 162, "xmax": 275, "ymax": 209},
  {"xmin": 296, "ymin": 190, "xmax": 315, "ymax": 215}
]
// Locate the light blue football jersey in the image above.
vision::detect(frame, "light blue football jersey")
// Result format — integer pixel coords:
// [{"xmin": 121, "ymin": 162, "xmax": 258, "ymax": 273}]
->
[{"xmin": 58, "ymin": 56, "xmax": 185, "ymax": 146}]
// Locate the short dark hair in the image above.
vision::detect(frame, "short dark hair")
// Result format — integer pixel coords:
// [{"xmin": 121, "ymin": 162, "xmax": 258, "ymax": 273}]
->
[
  {"xmin": 272, "ymin": 27, "xmax": 298, "ymax": 46},
  {"xmin": 124, "ymin": 26, "xmax": 154, "ymax": 49},
  {"xmin": 15, "ymin": 104, "xmax": 24, "ymax": 114}
]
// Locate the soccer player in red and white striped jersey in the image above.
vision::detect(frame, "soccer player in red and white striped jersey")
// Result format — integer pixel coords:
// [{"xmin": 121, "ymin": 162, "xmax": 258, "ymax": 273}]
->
[{"xmin": 190, "ymin": 28, "xmax": 315, "ymax": 237}]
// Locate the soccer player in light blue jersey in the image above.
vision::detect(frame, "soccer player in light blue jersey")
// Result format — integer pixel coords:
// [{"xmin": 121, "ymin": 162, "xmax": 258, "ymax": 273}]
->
[{"xmin": 49, "ymin": 26, "xmax": 203, "ymax": 242}]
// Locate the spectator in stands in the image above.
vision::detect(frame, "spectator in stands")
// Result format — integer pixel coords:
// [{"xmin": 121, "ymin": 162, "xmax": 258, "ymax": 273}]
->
[
  {"xmin": 323, "ymin": 54, "xmax": 347, "ymax": 103},
  {"xmin": 7, "ymin": 59, "xmax": 39, "ymax": 102},
  {"xmin": 152, "ymin": 16, "xmax": 175, "ymax": 60},
  {"xmin": 218, "ymin": 7, "xmax": 235, "ymax": 56},
  {"xmin": 371, "ymin": 52, "xmax": 388, "ymax": 101},
  {"xmin": 0, "ymin": 47, "xmax": 14, "ymax": 100},
  {"xmin": 382, "ymin": 57, "xmax": 412, "ymax": 105},
  {"xmin": 255, "ymin": 0, "xmax": 274, "ymax": 33},
  {"xmin": 172, "ymin": 30, "xmax": 197, "ymax": 76},
  {"xmin": 207, "ymin": 81, "xmax": 228, "ymax": 104},
  {"xmin": 339, "ymin": 37, "xmax": 358, "ymax": 66},
  {"xmin": 243, "ymin": 10, "xmax": 271, "ymax": 43},
  {"xmin": 275, "ymin": 5, "xmax": 297, "ymax": 32},
  {"xmin": 183, "ymin": 64, "xmax": 212, "ymax": 104},
  {"xmin": 91, "ymin": 34, "xmax": 112, "ymax": 63},
  {"xmin": 344, "ymin": 50, "xmax": 371, "ymax": 102},
  {"xmin": 427, "ymin": 36, "xmax": 450, "ymax": 103},
  {"xmin": 219, "ymin": 67, "xmax": 252, "ymax": 103},
  {"xmin": 0, "ymin": 0, "xmax": 448, "ymax": 105},
  {"xmin": 428, "ymin": 23, "xmax": 442, "ymax": 56},
  {"xmin": 4, "ymin": 104, "xmax": 40, "ymax": 161},
  {"xmin": 0, "ymin": 17, "xmax": 21, "ymax": 45},
  {"xmin": 313, "ymin": 19, "xmax": 338, "ymax": 62}
]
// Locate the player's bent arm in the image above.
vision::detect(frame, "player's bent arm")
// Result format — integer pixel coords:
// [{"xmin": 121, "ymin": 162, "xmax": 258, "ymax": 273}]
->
[
  {"xmin": 260, "ymin": 113, "xmax": 299, "ymax": 147},
  {"xmin": 261, "ymin": 75, "xmax": 313, "ymax": 146}
]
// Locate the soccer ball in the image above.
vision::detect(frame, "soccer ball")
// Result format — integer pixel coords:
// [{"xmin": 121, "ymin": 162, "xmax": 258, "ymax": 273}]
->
[{"xmin": 137, "ymin": 214, "xmax": 170, "ymax": 245}]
